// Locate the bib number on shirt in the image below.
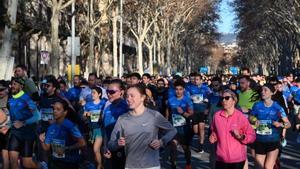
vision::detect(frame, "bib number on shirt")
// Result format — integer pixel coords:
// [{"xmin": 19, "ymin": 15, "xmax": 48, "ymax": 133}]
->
[
  {"xmin": 256, "ymin": 120, "xmax": 272, "ymax": 135},
  {"xmin": 41, "ymin": 108, "xmax": 54, "ymax": 121},
  {"xmin": 52, "ymin": 139, "xmax": 66, "ymax": 158},
  {"xmin": 90, "ymin": 110, "xmax": 101, "ymax": 122},
  {"xmin": 191, "ymin": 94, "xmax": 203, "ymax": 104},
  {"xmin": 172, "ymin": 114, "xmax": 186, "ymax": 127}
]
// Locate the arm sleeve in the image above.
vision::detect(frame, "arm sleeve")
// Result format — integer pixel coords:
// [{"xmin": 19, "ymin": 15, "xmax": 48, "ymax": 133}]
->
[
  {"xmin": 155, "ymin": 112, "xmax": 176, "ymax": 146},
  {"xmin": 240, "ymin": 115, "xmax": 256, "ymax": 144},
  {"xmin": 45, "ymin": 128, "xmax": 52, "ymax": 144},
  {"xmin": 25, "ymin": 98, "xmax": 41, "ymax": 124},
  {"xmin": 26, "ymin": 79, "xmax": 38, "ymax": 94},
  {"xmin": 278, "ymin": 106, "xmax": 287, "ymax": 118},
  {"xmin": 70, "ymin": 126, "xmax": 83, "ymax": 138},
  {"xmin": 108, "ymin": 118, "xmax": 122, "ymax": 151}
]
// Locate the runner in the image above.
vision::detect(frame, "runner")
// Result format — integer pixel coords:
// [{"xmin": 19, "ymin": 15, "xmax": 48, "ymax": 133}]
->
[
  {"xmin": 108, "ymin": 84, "xmax": 176, "ymax": 169},
  {"xmin": 0, "ymin": 80, "xmax": 10, "ymax": 169},
  {"xmin": 39, "ymin": 100, "xmax": 86, "ymax": 169},
  {"xmin": 207, "ymin": 76, "xmax": 223, "ymax": 169},
  {"xmin": 8, "ymin": 77, "xmax": 40, "ymax": 169},
  {"xmin": 103, "ymin": 79, "xmax": 129, "ymax": 169},
  {"xmin": 66, "ymin": 75, "xmax": 82, "ymax": 106},
  {"xmin": 83, "ymin": 87, "xmax": 106, "ymax": 169},
  {"xmin": 250, "ymin": 84, "xmax": 291, "ymax": 169},
  {"xmin": 167, "ymin": 79, "xmax": 194, "ymax": 169},
  {"xmin": 38, "ymin": 78, "xmax": 64, "ymax": 167},
  {"xmin": 209, "ymin": 89, "xmax": 256, "ymax": 169},
  {"xmin": 187, "ymin": 73, "xmax": 211, "ymax": 153},
  {"xmin": 156, "ymin": 78, "xmax": 168, "ymax": 117}
]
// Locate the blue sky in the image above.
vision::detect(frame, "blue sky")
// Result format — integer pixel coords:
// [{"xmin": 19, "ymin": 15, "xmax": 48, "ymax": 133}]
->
[{"xmin": 217, "ymin": 0, "xmax": 236, "ymax": 34}]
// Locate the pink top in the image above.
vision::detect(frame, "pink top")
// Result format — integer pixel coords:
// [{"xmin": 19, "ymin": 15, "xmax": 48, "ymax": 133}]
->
[{"xmin": 211, "ymin": 109, "xmax": 256, "ymax": 163}]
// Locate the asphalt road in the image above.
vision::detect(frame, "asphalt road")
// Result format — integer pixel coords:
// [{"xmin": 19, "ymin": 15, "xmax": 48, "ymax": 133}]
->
[{"xmin": 160, "ymin": 128, "xmax": 300, "ymax": 169}]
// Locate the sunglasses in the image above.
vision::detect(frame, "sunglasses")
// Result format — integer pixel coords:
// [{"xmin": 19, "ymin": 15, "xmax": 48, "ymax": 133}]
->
[
  {"xmin": 0, "ymin": 88, "xmax": 6, "ymax": 92},
  {"xmin": 106, "ymin": 89, "xmax": 119, "ymax": 95},
  {"xmin": 221, "ymin": 96, "xmax": 233, "ymax": 101}
]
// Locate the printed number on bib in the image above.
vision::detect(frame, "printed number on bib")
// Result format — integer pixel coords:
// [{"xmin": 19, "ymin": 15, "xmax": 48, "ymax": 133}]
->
[
  {"xmin": 256, "ymin": 120, "xmax": 272, "ymax": 135},
  {"xmin": 191, "ymin": 94, "xmax": 203, "ymax": 104},
  {"xmin": 172, "ymin": 114, "xmax": 186, "ymax": 127},
  {"xmin": 41, "ymin": 108, "xmax": 54, "ymax": 121},
  {"xmin": 52, "ymin": 139, "xmax": 66, "ymax": 158},
  {"xmin": 90, "ymin": 110, "xmax": 101, "ymax": 122}
]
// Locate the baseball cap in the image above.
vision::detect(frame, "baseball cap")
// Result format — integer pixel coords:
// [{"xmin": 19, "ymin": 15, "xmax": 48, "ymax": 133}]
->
[{"xmin": 12, "ymin": 77, "xmax": 25, "ymax": 86}]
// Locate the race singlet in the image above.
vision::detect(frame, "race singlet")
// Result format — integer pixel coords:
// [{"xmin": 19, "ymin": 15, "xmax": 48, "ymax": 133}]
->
[
  {"xmin": 52, "ymin": 139, "xmax": 66, "ymax": 158},
  {"xmin": 41, "ymin": 108, "xmax": 54, "ymax": 121},
  {"xmin": 172, "ymin": 114, "xmax": 186, "ymax": 127},
  {"xmin": 90, "ymin": 110, "xmax": 101, "ymax": 123},
  {"xmin": 256, "ymin": 120, "xmax": 272, "ymax": 135}
]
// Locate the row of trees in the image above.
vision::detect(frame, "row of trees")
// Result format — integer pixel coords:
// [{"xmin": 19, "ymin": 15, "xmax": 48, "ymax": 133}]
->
[
  {"xmin": 0, "ymin": 0, "xmax": 220, "ymax": 78},
  {"xmin": 232, "ymin": 0, "xmax": 300, "ymax": 75}
]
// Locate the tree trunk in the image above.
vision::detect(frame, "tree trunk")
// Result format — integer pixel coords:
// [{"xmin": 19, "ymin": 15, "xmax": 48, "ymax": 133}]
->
[
  {"xmin": 157, "ymin": 41, "xmax": 161, "ymax": 66},
  {"xmin": 88, "ymin": 0, "xmax": 95, "ymax": 73},
  {"xmin": 166, "ymin": 35, "xmax": 171, "ymax": 76},
  {"xmin": 112, "ymin": 8, "xmax": 118, "ymax": 77},
  {"xmin": 137, "ymin": 40, "xmax": 143, "ymax": 75},
  {"xmin": 148, "ymin": 46, "xmax": 153, "ymax": 75},
  {"xmin": 50, "ymin": 8, "xmax": 60, "ymax": 76},
  {"xmin": 0, "ymin": 0, "xmax": 18, "ymax": 80}
]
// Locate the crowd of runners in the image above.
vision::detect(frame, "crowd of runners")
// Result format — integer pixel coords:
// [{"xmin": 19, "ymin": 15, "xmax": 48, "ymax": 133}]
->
[{"xmin": 0, "ymin": 65, "xmax": 299, "ymax": 169}]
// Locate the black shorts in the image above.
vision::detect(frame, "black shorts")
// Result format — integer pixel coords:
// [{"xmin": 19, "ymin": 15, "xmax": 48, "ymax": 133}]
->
[
  {"xmin": 216, "ymin": 161, "xmax": 245, "ymax": 169},
  {"xmin": 192, "ymin": 112, "xmax": 206, "ymax": 124},
  {"xmin": 8, "ymin": 134, "xmax": 35, "ymax": 157},
  {"xmin": 254, "ymin": 141, "xmax": 280, "ymax": 155},
  {"xmin": 0, "ymin": 130, "xmax": 10, "ymax": 151},
  {"xmin": 175, "ymin": 125, "xmax": 193, "ymax": 145},
  {"xmin": 49, "ymin": 158, "xmax": 79, "ymax": 169}
]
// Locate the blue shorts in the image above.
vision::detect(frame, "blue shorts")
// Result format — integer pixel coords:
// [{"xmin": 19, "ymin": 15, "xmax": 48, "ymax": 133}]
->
[{"xmin": 89, "ymin": 128, "xmax": 102, "ymax": 143}]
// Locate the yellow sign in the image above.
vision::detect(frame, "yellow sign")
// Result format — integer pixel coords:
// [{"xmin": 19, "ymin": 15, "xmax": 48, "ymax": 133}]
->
[{"xmin": 67, "ymin": 65, "xmax": 80, "ymax": 81}]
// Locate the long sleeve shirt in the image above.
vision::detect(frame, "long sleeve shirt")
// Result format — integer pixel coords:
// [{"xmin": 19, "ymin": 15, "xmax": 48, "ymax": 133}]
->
[
  {"xmin": 211, "ymin": 109, "xmax": 256, "ymax": 163},
  {"xmin": 108, "ymin": 108, "xmax": 176, "ymax": 168}
]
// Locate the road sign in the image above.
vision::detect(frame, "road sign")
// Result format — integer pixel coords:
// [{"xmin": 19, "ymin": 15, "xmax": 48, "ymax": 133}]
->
[
  {"xmin": 40, "ymin": 51, "xmax": 50, "ymax": 64},
  {"xmin": 66, "ymin": 37, "xmax": 80, "ymax": 56},
  {"xmin": 229, "ymin": 67, "xmax": 239, "ymax": 75},
  {"xmin": 199, "ymin": 66, "xmax": 209, "ymax": 74}
]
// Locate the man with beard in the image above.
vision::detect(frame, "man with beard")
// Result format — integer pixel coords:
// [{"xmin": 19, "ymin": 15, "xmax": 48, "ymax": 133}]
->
[
  {"xmin": 38, "ymin": 78, "xmax": 65, "ymax": 167},
  {"xmin": 7, "ymin": 78, "xmax": 40, "ymax": 169},
  {"xmin": 14, "ymin": 65, "xmax": 39, "ymax": 101},
  {"xmin": 156, "ymin": 78, "xmax": 168, "ymax": 117}
]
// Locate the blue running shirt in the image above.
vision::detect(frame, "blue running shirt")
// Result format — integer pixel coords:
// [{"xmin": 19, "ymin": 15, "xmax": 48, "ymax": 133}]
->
[
  {"xmin": 187, "ymin": 84, "xmax": 211, "ymax": 113},
  {"xmin": 84, "ymin": 99, "xmax": 106, "ymax": 128},
  {"xmin": 45, "ymin": 119, "xmax": 83, "ymax": 163},
  {"xmin": 251, "ymin": 101, "xmax": 287, "ymax": 142},
  {"xmin": 168, "ymin": 95, "xmax": 193, "ymax": 127}
]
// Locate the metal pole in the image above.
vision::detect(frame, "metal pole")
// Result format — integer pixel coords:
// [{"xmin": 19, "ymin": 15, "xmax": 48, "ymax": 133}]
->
[
  {"xmin": 119, "ymin": 0, "xmax": 123, "ymax": 77},
  {"xmin": 71, "ymin": 1, "xmax": 75, "ymax": 82}
]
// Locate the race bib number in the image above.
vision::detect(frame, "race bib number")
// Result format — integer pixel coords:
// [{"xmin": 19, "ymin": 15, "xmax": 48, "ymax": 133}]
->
[
  {"xmin": 41, "ymin": 108, "xmax": 54, "ymax": 121},
  {"xmin": 90, "ymin": 110, "xmax": 101, "ymax": 122},
  {"xmin": 172, "ymin": 114, "xmax": 186, "ymax": 127},
  {"xmin": 51, "ymin": 139, "xmax": 66, "ymax": 158},
  {"xmin": 256, "ymin": 120, "xmax": 272, "ymax": 135},
  {"xmin": 191, "ymin": 94, "xmax": 203, "ymax": 104}
]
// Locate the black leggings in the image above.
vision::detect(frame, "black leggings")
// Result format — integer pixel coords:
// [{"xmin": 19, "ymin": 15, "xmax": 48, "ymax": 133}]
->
[{"xmin": 215, "ymin": 161, "xmax": 245, "ymax": 169}]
